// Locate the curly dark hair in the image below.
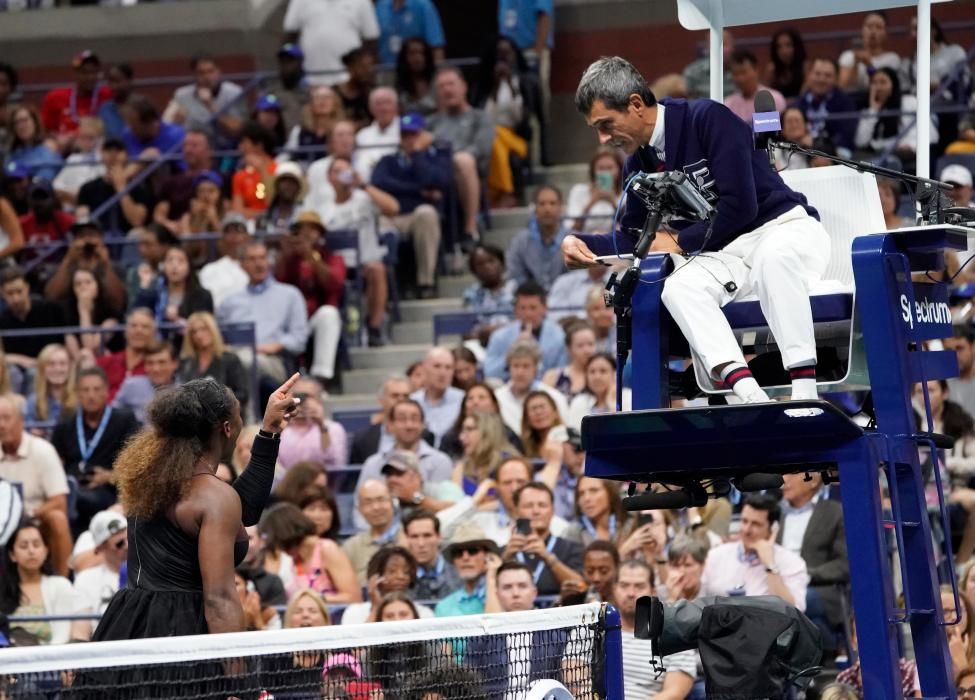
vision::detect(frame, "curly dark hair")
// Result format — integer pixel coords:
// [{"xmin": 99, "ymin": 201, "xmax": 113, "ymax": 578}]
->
[
  {"xmin": 114, "ymin": 378, "xmax": 236, "ymax": 520},
  {"xmin": 366, "ymin": 545, "xmax": 417, "ymax": 587}
]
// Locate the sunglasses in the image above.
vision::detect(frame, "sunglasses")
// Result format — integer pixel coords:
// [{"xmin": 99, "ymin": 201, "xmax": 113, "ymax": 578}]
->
[
  {"xmin": 959, "ymin": 688, "xmax": 975, "ymax": 697},
  {"xmin": 454, "ymin": 546, "xmax": 485, "ymax": 558}
]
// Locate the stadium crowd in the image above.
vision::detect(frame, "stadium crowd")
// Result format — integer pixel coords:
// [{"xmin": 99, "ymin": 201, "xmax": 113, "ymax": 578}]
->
[{"xmin": 1, "ymin": 4, "xmax": 975, "ymax": 699}]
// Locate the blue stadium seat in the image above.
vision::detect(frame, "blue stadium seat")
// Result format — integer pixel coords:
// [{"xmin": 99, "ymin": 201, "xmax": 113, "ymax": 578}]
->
[
  {"xmin": 331, "ymin": 409, "xmax": 375, "ymax": 437},
  {"xmin": 432, "ymin": 311, "xmax": 482, "ymax": 343}
]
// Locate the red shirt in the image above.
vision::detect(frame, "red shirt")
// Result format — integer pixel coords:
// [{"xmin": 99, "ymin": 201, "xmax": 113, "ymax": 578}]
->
[
  {"xmin": 19, "ymin": 211, "xmax": 75, "ymax": 245},
  {"xmin": 96, "ymin": 351, "xmax": 145, "ymax": 401},
  {"xmin": 278, "ymin": 247, "xmax": 347, "ymax": 315},
  {"xmin": 41, "ymin": 85, "xmax": 113, "ymax": 135}
]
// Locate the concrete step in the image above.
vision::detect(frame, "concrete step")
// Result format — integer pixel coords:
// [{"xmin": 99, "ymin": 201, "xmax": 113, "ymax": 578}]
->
[
  {"xmin": 487, "ymin": 207, "xmax": 530, "ymax": 232},
  {"xmin": 327, "ymin": 393, "xmax": 379, "ymax": 413},
  {"xmin": 341, "ymin": 368, "xmax": 395, "ymax": 395},
  {"xmin": 438, "ymin": 274, "xmax": 474, "ymax": 299},
  {"xmin": 398, "ymin": 298, "xmax": 462, "ymax": 322},
  {"xmin": 536, "ymin": 163, "xmax": 589, "ymax": 194},
  {"xmin": 349, "ymin": 343, "xmax": 429, "ymax": 370},
  {"xmin": 390, "ymin": 320, "xmax": 433, "ymax": 345}
]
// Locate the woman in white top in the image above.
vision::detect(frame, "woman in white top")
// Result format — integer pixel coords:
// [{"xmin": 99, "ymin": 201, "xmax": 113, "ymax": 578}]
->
[
  {"xmin": 855, "ymin": 67, "xmax": 938, "ymax": 156},
  {"xmin": 566, "ymin": 146, "xmax": 625, "ymax": 235},
  {"xmin": 567, "ymin": 353, "xmax": 632, "ymax": 432},
  {"xmin": 52, "ymin": 116, "xmax": 105, "ymax": 208},
  {"xmin": 838, "ymin": 11, "xmax": 902, "ymax": 91},
  {"xmin": 0, "ymin": 519, "xmax": 86, "ymax": 644}
]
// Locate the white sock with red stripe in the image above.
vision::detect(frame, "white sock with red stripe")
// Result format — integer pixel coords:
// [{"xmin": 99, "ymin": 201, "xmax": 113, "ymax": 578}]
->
[{"xmin": 720, "ymin": 363, "xmax": 769, "ymax": 403}]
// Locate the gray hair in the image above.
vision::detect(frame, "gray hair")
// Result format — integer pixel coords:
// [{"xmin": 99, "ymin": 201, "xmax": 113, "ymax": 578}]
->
[
  {"xmin": 506, "ymin": 338, "xmax": 542, "ymax": 366},
  {"xmin": 667, "ymin": 533, "xmax": 710, "ymax": 565},
  {"xmin": 575, "ymin": 56, "xmax": 656, "ymax": 115}
]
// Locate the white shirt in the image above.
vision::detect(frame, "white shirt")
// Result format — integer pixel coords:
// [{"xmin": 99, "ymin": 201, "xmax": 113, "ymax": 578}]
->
[
  {"xmin": 0, "ymin": 432, "xmax": 68, "ymax": 515},
  {"xmin": 73, "ymin": 563, "xmax": 122, "ymax": 633},
  {"xmin": 340, "ymin": 600, "xmax": 434, "ymax": 625},
  {"xmin": 53, "ymin": 152, "xmax": 105, "ymax": 199},
  {"xmin": 649, "ymin": 102, "xmax": 666, "ymax": 160},
  {"xmin": 700, "ymin": 541, "xmax": 809, "ymax": 611},
  {"xmin": 621, "ymin": 632, "xmax": 698, "ymax": 699},
  {"xmin": 355, "ymin": 120, "xmax": 400, "ymax": 181},
  {"xmin": 283, "ymin": 0, "xmax": 380, "ymax": 85},
  {"xmin": 305, "ymin": 154, "xmax": 370, "ymax": 211},
  {"xmin": 437, "ymin": 497, "xmax": 571, "ymax": 547},
  {"xmin": 566, "ymin": 389, "xmax": 632, "ymax": 432},
  {"xmin": 780, "ymin": 495, "xmax": 819, "ymax": 555},
  {"xmin": 546, "ymin": 268, "xmax": 611, "ymax": 322},
  {"xmin": 318, "ymin": 189, "xmax": 386, "ymax": 264},
  {"xmin": 838, "ymin": 49, "xmax": 902, "ymax": 91},
  {"xmin": 494, "ymin": 382, "xmax": 569, "ymax": 435},
  {"xmin": 199, "ymin": 256, "xmax": 249, "ymax": 309},
  {"xmin": 564, "ymin": 183, "xmax": 620, "ymax": 237}
]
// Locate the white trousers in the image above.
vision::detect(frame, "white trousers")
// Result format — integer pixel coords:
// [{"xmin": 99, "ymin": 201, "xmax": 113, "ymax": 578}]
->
[
  {"xmin": 660, "ymin": 205, "xmax": 831, "ymax": 375},
  {"xmin": 309, "ymin": 305, "xmax": 342, "ymax": 379}
]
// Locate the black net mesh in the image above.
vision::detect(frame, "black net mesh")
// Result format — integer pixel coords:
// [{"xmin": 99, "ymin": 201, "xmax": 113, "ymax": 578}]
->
[{"xmin": 2, "ymin": 619, "xmax": 604, "ymax": 700}]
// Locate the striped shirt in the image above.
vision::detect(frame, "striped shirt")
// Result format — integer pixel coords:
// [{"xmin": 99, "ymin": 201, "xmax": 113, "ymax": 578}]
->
[{"xmin": 621, "ymin": 632, "xmax": 699, "ymax": 698}]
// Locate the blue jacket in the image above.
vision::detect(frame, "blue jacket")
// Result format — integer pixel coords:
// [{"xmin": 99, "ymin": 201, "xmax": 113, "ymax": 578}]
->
[
  {"xmin": 484, "ymin": 318, "xmax": 567, "ymax": 380},
  {"xmin": 799, "ymin": 88, "xmax": 857, "ymax": 151},
  {"xmin": 576, "ymin": 98, "xmax": 817, "ymax": 256},
  {"xmin": 464, "ymin": 628, "xmax": 570, "ymax": 696},
  {"xmin": 371, "ymin": 148, "xmax": 453, "ymax": 214}
]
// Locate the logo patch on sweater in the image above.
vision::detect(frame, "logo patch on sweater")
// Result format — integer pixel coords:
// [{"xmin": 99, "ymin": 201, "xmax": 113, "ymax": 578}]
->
[{"xmin": 682, "ymin": 159, "xmax": 718, "ymax": 203}]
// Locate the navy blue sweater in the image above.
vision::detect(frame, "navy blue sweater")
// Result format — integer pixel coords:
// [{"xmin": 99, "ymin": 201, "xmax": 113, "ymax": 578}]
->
[
  {"xmin": 371, "ymin": 147, "xmax": 453, "ymax": 214},
  {"xmin": 576, "ymin": 98, "xmax": 818, "ymax": 256}
]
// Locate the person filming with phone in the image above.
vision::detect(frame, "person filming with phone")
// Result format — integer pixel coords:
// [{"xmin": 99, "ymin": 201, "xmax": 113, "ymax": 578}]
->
[{"xmin": 502, "ymin": 481, "xmax": 583, "ymax": 596}]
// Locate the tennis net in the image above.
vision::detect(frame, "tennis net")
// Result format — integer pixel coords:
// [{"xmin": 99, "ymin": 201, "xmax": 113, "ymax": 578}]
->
[{"xmin": 0, "ymin": 602, "xmax": 623, "ymax": 700}]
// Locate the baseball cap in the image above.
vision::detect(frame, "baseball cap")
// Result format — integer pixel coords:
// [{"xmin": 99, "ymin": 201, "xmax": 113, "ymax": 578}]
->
[
  {"xmin": 255, "ymin": 94, "xmax": 282, "ymax": 112},
  {"xmin": 28, "ymin": 179, "xmax": 55, "ymax": 199},
  {"xmin": 221, "ymin": 212, "xmax": 249, "ymax": 232},
  {"xmin": 192, "ymin": 170, "xmax": 223, "ymax": 189},
  {"xmin": 4, "ymin": 161, "xmax": 29, "ymax": 179},
  {"xmin": 321, "ymin": 652, "xmax": 362, "ymax": 679},
  {"xmin": 71, "ymin": 216, "xmax": 103, "ymax": 234},
  {"xmin": 73, "ymin": 50, "xmax": 101, "ymax": 69},
  {"xmin": 90, "ymin": 510, "xmax": 127, "ymax": 547},
  {"xmin": 277, "ymin": 43, "xmax": 304, "ymax": 61},
  {"xmin": 566, "ymin": 427, "xmax": 583, "ymax": 451},
  {"xmin": 941, "ymin": 164, "xmax": 973, "ymax": 189},
  {"xmin": 400, "ymin": 112, "xmax": 426, "ymax": 133},
  {"xmin": 381, "ymin": 450, "xmax": 421, "ymax": 475}
]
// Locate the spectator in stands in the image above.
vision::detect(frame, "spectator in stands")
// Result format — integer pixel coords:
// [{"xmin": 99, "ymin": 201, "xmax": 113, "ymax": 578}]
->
[
  {"xmin": 772, "ymin": 107, "xmax": 814, "ymax": 170},
  {"xmin": 283, "ymin": 86, "xmax": 345, "ymax": 168},
  {"xmin": 479, "ymin": 36, "xmax": 537, "ymax": 207},
  {"xmin": 270, "ymin": 503, "xmax": 361, "ymax": 603},
  {"xmin": 153, "ymin": 129, "xmax": 217, "ymax": 235},
  {"xmin": 942, "ymin": 165, "xmax": 974, "ymax": 208},
  {"xmin": 76, "ymin": 137, "xmax": 152, "ymax": 234},
  {"xmin": 878, "ymin": 178, "xmax": 911, "ymax": 231},
  {"xmin": 321, "ymin": 156, "xmax": 399, "ymax": 347},
  {"xmin": 0, "ymin": 266, "xmax": 66, "ymax": 373},
  {"xmin": 7, "ymin": 104, "xmax": 64, "ymax": 181},
  {"xmin": 462, "ymin": 244, "xmax": 517, "ymax": 335},
  {"xmin": 336, "ymin": 48, "xmax": 376, "ymax": 128},
  {"xmin": 199, "ymin": 213, "xmax": 250, "ymax": 308},
  {"xmin": 217, "ymin": 240, "xmax": 309, "ymax": 387},
  {"xmin": 73, "ymin": 509, "xmax": 127, "ymax": 636},
  {"xmin": 452, "ymin": 410, "xmax": 519, "ymax": 494},
  {"xmin": 343, "ymin": 479, "xmax": 407, "ymax": 582},
  {"xmin": 563, "ymin": 476, "xmax": 627, "ymax": 547},
  {"xmin": 494, "ymin": 340, "xmax": 568, "ymax": 434},
  {"xmin": 0, "ymin": 394, "xmax": 72, "ymax": 576},
  {"xmin": 778, "ymin": 471, "xmax": 849, "ymax": 647},
  {"xmin": 163, "ymin": 53, "xmax": 247, "ymax": 149},
  {"xmin": 231, "ymin": 123, "xmax": 278, "ymax": 219},
  {"xmin": 550, "ymin": 426, "xmax": 584, "ymax": 521},
  {"xmin": 52, "ymin": 116, "xmax": 105, "ymax": 209},
  {"xmin": 725, "ymin": 50, "xmax": 786, "ymax": 123},
  {"xmin": 296, "ymin": 483, "xmax": 341, "ymax": 541},
  {"xmin": 3, "ymin": 160, "xmax": 31, "ymax": 217},
  {"xmin": 177, "ymin": 171, "xmax": 225, "ymax": 266},
  {"xmin": 62, "ymin": 268, "xmax": 122, "ymax": 360},
  {"xmin": 303, "ymin": 117, "xmax": 355, "ymax": 206},
  {"xmin": 429, "ymin": 67, "xmax": 495, "ymax": 248},
  {"xmin": 18, "ymin": 179, "xmax": 74, "ymax": 246},
  {"xmin": 800, "ymin": 58, "xmax": 857, "ymax": 154},
  {"xmin": 566, "ymin": 145, "xmax": 623, "ymax": 235},
  {"xmin": 452, "ymin": 347, "xmax": 478, "ymax": 391},
  {"xmin": 43, "ymin": 217, "xmax": 125, "ymax": 310},
  {"xmin": 396, "ymin": 38, "xmax": 438, "ymax": 116},
  {"xmin": 701, "ymin": 493, "xmax": 809, "ymax": 609},
  {"xmin": 441, "ymin": 381, "xmax": 523, "ymax": 459},
  {"xmin": 376, "ymin": 0, "xmax": 446, "ymax": 66},
  {"xmin": 0, "ymin": 62, "xmax": 18, "ymax": 152},
  {"xmin": 344, "ymin": 545, "xmax": 434, "ymax": 624},
  {"xmin": 484, "ymin": 282, "xmax": 567, "ymax": 380},
  {"xmin": 838, "ymin": 11, "xmax": 901, "ymax": 92},
  {"xmin": 274, "ymin": 211, "xmax": 346, "ymax": 384},
  {"xmin": 902, "ymin": 16, "xmax": 967, "ymax": 96},
  {"xmin": 283, "ymin": 0, "xmax": 379, "ymax": 87},
  {"xmin": 576, "ymin": 540, "xmax": 621, "ymax": 604},
  {"xmin": 356, "ymin": 87, "xmax": 400, "ymax": 179},
  {"xmin": 112, "ymin": 339, "xmax": 179, "ymax": 423},
  {"xmin": 371, "ymin": 112, "xmax": 448, "ymax": 298},
  {"xmin": 52, "ymin": 366, "xmax": 140, "ymax": 527},
  {"xmin": 506, "ymin": 185, "xmax": 566, "ymax": 290},
  {"xmin": 25, "ymin": 344, "xmax": 76, "ymax": 431},
  {"xmin": 661, "ymin": 534, "xmax": 708, "ymax": 603},
  {"xmin": 854, "ymin": 67, "xmax": 935, "ymax": 157},
  {"xmin": 520, "ymin": 391, "xmax": 568, "ymax": 463},
  {"xmin": 503, "ymin": 481, "xmax": 583, "ymax": 596},
  {"xmin": 404, "ymin": 508, "xmax": 462, "ymax": 600},
  {"xmin": 253, "ymin": 94, "xmax": 288, "ymax": 154},
  {"xmin": 349, "ymin": 374, "xmax": 422, "ymax": 464},
  {"xmin": 274, "ymin": 460, "xmax": 328, "ymax": 506},
  {"xmin": 134, "ymin": 245, "xmax": 213, "ymax": 325},
  {"xmin": 283, "ymin": 589, "xmax": 331, "ymax": 628},
  {"xmin": 584, "ymin": 287, "xmax": 614, "ymax": 355},
  {"xmin": 567, "ymin": 353, "xmax": 630, "ymax": 430},
  {"xmin": 357, "ymin": 399, "xmax": 454, "ymax": 498},
  {"xmin": 97, "ymin": 63, "xmax": 134, "ymax": 140},
  {"xmin": 239, "ymin": 525, "xmax": 288, "ymax": 612},
  {"xmin": 264, "ymin": 44, "xmax": 309, "ymax": 134},
  {"xmin": 407, "ymin": 360, "xmax": 425, "ymax": 392},
  {"xmin": 263, "ymin": 162, "xmax": 306, "ymax": 233},
  {"xmin": 410, "ymin": 346, "xmax": 464, "ymax": 447},
  {"xmin": 94, "ymin": 307, "xmax": 155, "ymax": 398},
  {"xmin": 435, "ymin": 522, "xmax": 498, "ymax": 616},
  {"xmin": 498, "ymin": 0, "xmax": 553, "ymax": 118},
  {"xmin": 0, "ymin": 519, "xmax": 85, "ymax": 645},
  {"xmin": 278, "ymin": 388, "xmax": 347, "ymax": 471},
  {"xmin": 683, "ymin": 29, "xmax": 735, "ymax": 100},
  {"xmin": 121, "ymin": 95, "xmax": 186, "ymax": 165},
  {"xmin": 615, "ymin": 558, "xmax": 698, "ymax": 698},
  {"xmin": 764, "ymin": 28, "xmax": 808, "ymax": 100},
  {"xmin": 40, "ymin": 50, "xmax": 112, "ymax": 147}
]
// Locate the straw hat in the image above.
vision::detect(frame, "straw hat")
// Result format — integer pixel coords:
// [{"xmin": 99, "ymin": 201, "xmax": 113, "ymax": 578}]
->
[{"xmin": 443, "ymin": 521, "xmax": 500, "ymax": 559}]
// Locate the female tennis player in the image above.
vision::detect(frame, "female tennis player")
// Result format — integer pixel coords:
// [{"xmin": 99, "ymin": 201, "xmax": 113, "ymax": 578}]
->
[{"xmin": 92, "ymin": 374, "xmax": 300, "ymax": 639}]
